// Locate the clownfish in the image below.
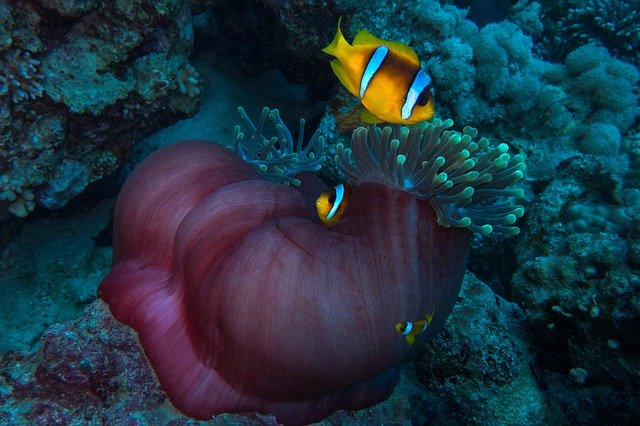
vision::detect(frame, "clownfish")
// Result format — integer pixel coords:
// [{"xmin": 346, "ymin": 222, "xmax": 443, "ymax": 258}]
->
[
  {"xmin": 323, "ymin": 18, "xmax": 435, "ymax": 125},
  {"xmin": 315, "ymin": 183, "xmax": 352, "ymax": 226},
  {"xmin": 395, "ymin": 311, "xmax": 435, "ymax": 346}
]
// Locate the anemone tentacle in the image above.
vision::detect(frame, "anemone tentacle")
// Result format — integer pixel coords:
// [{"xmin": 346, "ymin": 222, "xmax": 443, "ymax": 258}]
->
[
  {"xmin": 232, "ymin": 107, "xmax": 325, "ymax": 185},
  {"xmin": 336, "ymin": 119, "xmax": 526, "ymax": 235}
]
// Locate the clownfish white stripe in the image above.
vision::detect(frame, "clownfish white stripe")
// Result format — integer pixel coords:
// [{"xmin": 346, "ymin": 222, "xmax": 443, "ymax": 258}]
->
[
  {"xmin": 402, "ymin": 322, "xmax": 413, "ymax": 335},
  {"xmin": 326, "ymin": 184, "xmax": 346, "ymax": 220},
  {"xmin": 360, "ymin": 45, "xmax": 389, "ymax": 98},
  {"xmin": 401, "ymin": 69, "xmax": 431, "ymax": 120}
]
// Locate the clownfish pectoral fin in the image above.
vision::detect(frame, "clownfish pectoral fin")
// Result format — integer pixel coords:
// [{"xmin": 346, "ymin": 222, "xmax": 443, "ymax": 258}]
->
[
  {"xmin": 353, "ymin": 29, "xmax": 420, "ymax": 67},
  {"xmin": 405, "ymin": 335, "xmax": 415, "ymax": 346},
  {"xmin": 329, "ymin": 60, "xmax": 359, "ymax": 97},
  {"xmin": 361, "ymin": 108, "xmax": 384, "ymax": 124}
]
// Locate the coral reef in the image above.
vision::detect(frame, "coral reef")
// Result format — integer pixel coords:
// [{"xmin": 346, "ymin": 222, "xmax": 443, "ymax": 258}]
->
[
  {"xmin": 414, "ymin": 273, "xmax": 547, "ymax": 425},
  {"xmin": 536, "ymin": 0, "xmax": 640, "ymax": 65},
  {"xmin": 0, "ymin": 0, "xmax": 207, "ymax": 221},
  {"xmin": 510, "ymin": 154, "xmax": 640, "ymax": 423},
  {"xmin": 173, "ymin": 63, "xmax": 202, "ymax": 98},
  {"xmin": 564, "ymin": 0, "xmax": 640, "ymax": 65},
  {"xmin": 564, "ymin": 44, "xmax": 639, "ymax": 132},
  {"xmin": 0, "ymin": 302, "xmax": 290, "ymax": 424},
  {"xmin": 565, "ymin": 189, "xmax": 640, "ymax": 233},
  {"xmin": 0, "ymin": 0, "xmax": 638, "ymax": 423}
]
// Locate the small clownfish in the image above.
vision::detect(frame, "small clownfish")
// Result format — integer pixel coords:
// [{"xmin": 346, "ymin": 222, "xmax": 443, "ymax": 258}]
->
[
  {"xmin": 315, "ymin": 183, "xmax": 352, "ymax": 226},
  {"xmin": 395, "ymin": 310, "xmax": 435, "ymax": 346},
  {"xmin": 322, "ymin": 18, "xmax": 435, "ymax": 125}
]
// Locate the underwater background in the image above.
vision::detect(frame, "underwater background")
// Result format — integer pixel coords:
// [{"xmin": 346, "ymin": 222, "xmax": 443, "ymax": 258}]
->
[{"xmin": 0, "ymin": 0, "xmax": 639, "ymax": 424}]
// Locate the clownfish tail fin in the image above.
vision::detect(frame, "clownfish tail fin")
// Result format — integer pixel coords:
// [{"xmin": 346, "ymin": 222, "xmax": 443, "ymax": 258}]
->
[
  {"xmin": 323, "ymin": 17, "xmax": 350, "ymax": 57},
  {"xmin": 426, "ymin": 308, "xmax": 435, "ymax": 325}
]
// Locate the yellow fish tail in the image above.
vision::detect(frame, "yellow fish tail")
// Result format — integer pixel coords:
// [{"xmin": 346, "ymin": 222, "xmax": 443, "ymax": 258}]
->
[
  {"xmin": 426, "ymin": 308, "xmax": 435, "ymax": 325},
  {"xmin": 323, "ymin": 18, "xmax": 360, "ymax": 97},
  {"xmin": 322, "ymin": 17, "xmax": 350, "ymax": 57}
]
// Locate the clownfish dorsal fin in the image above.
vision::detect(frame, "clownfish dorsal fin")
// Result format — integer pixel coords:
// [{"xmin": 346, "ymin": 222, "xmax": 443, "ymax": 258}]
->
[
  {"xmin": 329, "ymin": 60, "xmax": 359, "ymax": 97},
  {"xmin": 353, "ymin": 29, "xmax": 384, "ymax": 46},
  {"xmin": 353, "ymin": 30, "xmax": 420, "ymax": 67},
  {"xmin": 361, "ymin": 108, "xmax": 384, "ymax": 124}
]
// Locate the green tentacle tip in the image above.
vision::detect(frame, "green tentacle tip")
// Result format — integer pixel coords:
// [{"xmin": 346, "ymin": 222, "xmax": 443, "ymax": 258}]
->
[
  {"xmin": 478, "ymin": 224, "xmax": 493, "ymax": 234},
  {"xmin": 232, "ymin": 106, "xmax": 325, "ymax": 185},
  {"xmin": 331, "ymin": 118, "xmax": 527, "ymax": 235}
]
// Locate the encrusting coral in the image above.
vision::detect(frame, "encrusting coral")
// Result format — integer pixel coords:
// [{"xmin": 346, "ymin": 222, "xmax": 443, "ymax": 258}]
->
[{"xmin": 0, "ymin": 0, "xmax": 207, "ymax": 224}]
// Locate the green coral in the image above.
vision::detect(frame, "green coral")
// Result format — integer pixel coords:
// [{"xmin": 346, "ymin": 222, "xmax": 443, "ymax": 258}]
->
[{"xmin": 562, "ymin": 0, "xmax": 640, "ymax": 65}]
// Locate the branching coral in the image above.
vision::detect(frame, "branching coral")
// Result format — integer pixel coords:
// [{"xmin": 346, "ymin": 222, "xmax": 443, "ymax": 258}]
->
[
  {"xmin": 534, "ymin": 0, "xmax": 640, "ymax": 65},
  {"xmin": 173, "ymin": 63, "xmax": 201, "ymax": 98},
  {"xmin": 561, "ymin": 0, "xmax": 640, "ymax": 65},
  {"xmin": 0, "ymin": 174, "xmax": 35, "ymax": 217},
  {"xmin": 336, "ymin": 119, "xmax": 526, "ymax": 235},
  {"xmin": 0, "ymin": 49, "xmax": 44, "ymax": 103},
  {"xmin": 232, "ymin": 106, "xmax": 325, "ymax": 185}
]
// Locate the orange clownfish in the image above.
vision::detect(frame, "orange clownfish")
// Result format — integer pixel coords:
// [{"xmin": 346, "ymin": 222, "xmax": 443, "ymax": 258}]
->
[
  {"xmin": 395, "ymin": 311, "xmax": 435, "ymax": 346},
  {"xmin": 315, "ymin": 183, "xmax": 352, "ymax": 226},
  {"xmin": 322, "ymin": 18, "xmax": 435, "ymax": 125}
]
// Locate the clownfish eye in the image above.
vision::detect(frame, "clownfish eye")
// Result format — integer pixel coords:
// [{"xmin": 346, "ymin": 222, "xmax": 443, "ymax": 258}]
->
[{"xmin": 417, "ymin": 86, "xmax": 431, "ymax": 106}]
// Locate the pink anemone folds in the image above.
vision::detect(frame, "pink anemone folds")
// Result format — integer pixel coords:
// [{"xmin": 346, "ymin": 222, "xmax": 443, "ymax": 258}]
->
[{"xmin": 98, "ymin": 108, "xmax": 525, "ymax": 424}]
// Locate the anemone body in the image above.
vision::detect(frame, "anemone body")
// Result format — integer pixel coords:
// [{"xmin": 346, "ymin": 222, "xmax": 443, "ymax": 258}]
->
[{"xmin": 99, "ymin": 140, "xmax": 470, "ymax": 424}]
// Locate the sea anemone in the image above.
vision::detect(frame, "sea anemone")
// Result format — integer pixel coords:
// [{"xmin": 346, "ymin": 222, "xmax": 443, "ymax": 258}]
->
[
  {"xmin": 98, "ymin": 109, "xmax": 525, "ymax": 424},
  {"xmin": 338, "ymin": 119, "xmax": 526, "ymax": 235},
  {"xmin": 232, "ymin": 106, "xmax": 325, "ymax": 185}
]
